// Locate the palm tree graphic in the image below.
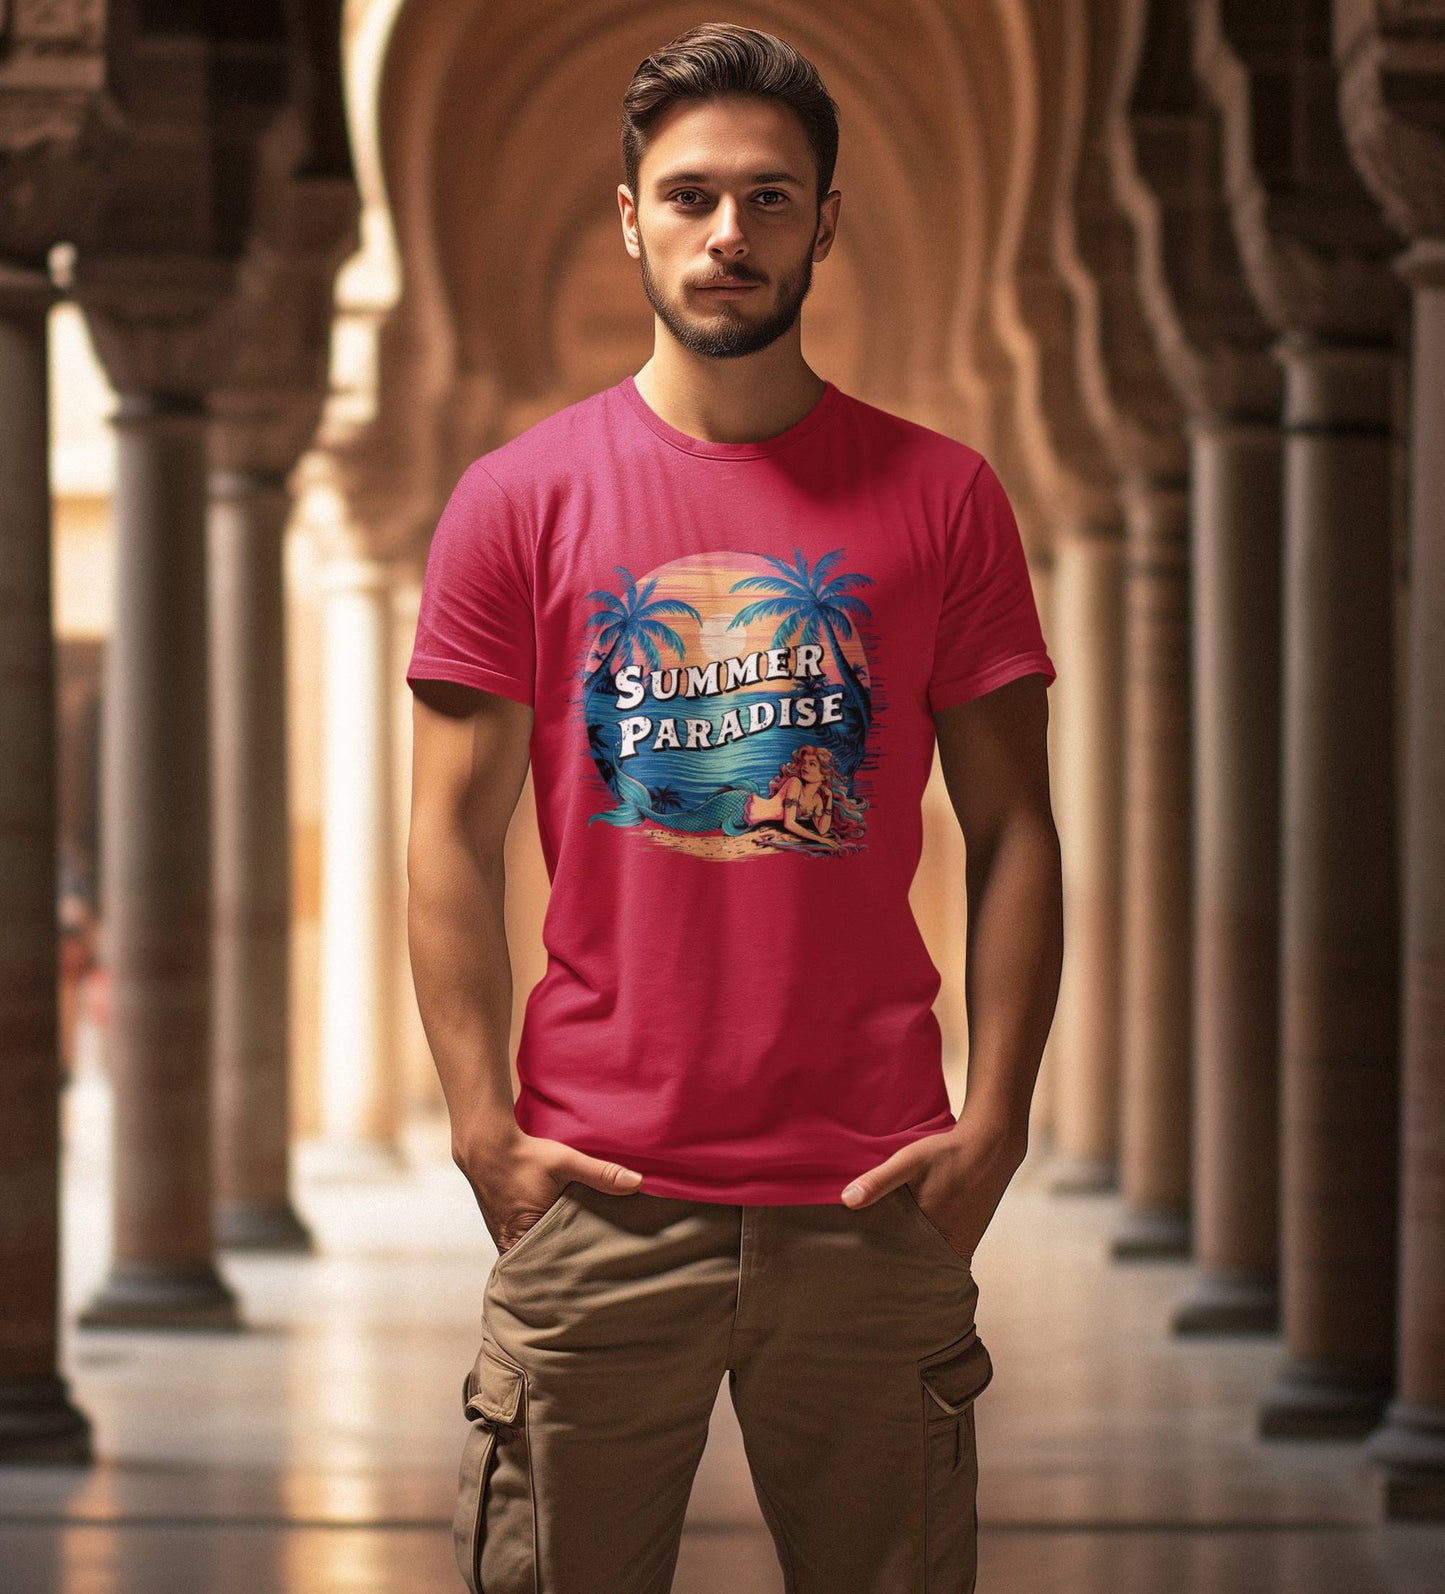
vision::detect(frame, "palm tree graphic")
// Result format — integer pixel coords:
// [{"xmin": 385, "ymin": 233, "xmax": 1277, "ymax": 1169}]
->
[
  {"xmin": 582, "ymin": 566, "xmax": 700, "ymax": 795},
  {"xmin": 728, "ymin": 549, "xmax": 874, "ymax": 772},
  {"xmin": 583, "ymin": 566, "xmax": 701, "ymax": 696}
]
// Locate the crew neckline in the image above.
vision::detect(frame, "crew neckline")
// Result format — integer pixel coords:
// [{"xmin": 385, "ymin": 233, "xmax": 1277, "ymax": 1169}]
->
[{"xmin": 619, "ymin": 372, "xmax": 842, "ymax": 459}]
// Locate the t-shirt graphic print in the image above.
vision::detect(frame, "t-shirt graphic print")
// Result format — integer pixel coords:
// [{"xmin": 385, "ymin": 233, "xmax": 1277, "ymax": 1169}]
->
[
  {"xmin": 406, "ymin": 372, "xmax": 1056, "ymax": 1205},
  {"xmin": 583, "ymin": 548, "xmax": 875, "ymax": 859}
]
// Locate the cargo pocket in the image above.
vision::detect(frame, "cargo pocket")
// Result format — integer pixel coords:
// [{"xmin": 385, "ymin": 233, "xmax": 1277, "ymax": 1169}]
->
[
  {"xmin": 919, "ymin": 1327, "xmax": 993, "ymax": 1593},
  {"xmin": 454, "ymin": 1343, "xmax": 527, "ymax": 1593}
]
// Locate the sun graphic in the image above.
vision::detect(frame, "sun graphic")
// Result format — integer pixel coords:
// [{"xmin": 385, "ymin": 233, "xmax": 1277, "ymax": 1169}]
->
[{"xmin": 697, "ymin": 613, "xmax": 737, "ymax": 662}]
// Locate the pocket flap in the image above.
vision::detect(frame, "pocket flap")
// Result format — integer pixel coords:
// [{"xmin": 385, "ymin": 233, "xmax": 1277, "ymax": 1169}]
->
[
  {"xmin": 461, "ymin": 1346, "xmax": 525, "ymax": 1426},
  {"xmin": 920, "ymin": 1330, "xmax": 993, "ymax": 1415}
]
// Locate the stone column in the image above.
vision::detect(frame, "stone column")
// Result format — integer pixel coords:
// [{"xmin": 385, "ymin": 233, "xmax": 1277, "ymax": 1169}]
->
[
  {"xmin": 314, "ymin": 557, "xmax": 402, "ymax": 1170},
  {"xmin": 75, "ymin": 255, "xmax": 241, "ymax": 1329},
  {"xmin": 1334, "ymin": 4, "xmax": 1445, "ymax": 1512},
  {"xmin": 1258, "ymin": 334, "xmax": 1401, "ymax": 1436},
  {"xmin": 1048, "ymin": 526, "xmax": 1125, "ymax": 1194},
  {"xmin": 1112, "ymin": 478, "xmax": 1194, "ymax": 1258},
  {"xmin": 209, "ymin": 468, "xmax": 314, "ymax": 1250},
  {"xmin": 1364, "ymin": 240, "xmax": 1445, "ymax": 1511},
  {"xmin": 1192, "ymin": 0, "xmax": 1410, "ymax": 1437},
  {"xmin": 0, "ymin": 264, "xmax": 93, "ymax": 1459},
  {"xmin": 1049, "ymin": 0, "xmax": 1194, "ymax": 1253},
  {"xmin": 1171, "ymin": 416, "xmax": 1282, "ymax": 1334},
  {"xmin": 1107, "ymin": 0, "xmax": 1289, "ymax": 1325}
]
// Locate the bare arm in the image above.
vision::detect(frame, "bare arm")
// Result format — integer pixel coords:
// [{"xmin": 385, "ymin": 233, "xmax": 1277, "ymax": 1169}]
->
[
  {"xmin": 406, "ymin": 678, "xmax": 643, "ymax": 1254},
  {"xmin": 934, "ymin": 671, "xmax": 1062, "ymax": 1151},
  {"xmin": 407, "ymin": 679, "xmax": 533, "ymax": 1145},
  {"xmin": 840, "ymin": 671, "xmax": 1062, "ymax": 1256}
]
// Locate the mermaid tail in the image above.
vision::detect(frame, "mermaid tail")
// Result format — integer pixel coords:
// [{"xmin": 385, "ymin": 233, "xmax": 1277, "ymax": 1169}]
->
[{"xmin": 589, "ymin": 767, "xmax": 760, "ymax": 835}]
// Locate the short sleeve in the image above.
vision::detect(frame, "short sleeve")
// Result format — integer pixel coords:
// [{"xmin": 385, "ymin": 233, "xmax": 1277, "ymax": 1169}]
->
[
  {"xmin": 927, "ymin": 457, "xmax": 1056, "ymax": 715},
  {"xmin": 406, "ymin": 461, "xmax": 536, "ymax": 707}
]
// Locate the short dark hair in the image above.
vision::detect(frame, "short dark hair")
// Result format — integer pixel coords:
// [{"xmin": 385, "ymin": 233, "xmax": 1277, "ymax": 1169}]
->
[{"xmin": 620, "ymin": 24, "xmax": 840, "ymax": 208}]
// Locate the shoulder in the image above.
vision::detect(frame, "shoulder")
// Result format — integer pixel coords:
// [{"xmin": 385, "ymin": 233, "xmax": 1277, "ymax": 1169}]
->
[
  {"xmin": 467, "ymin": 386, "xmax": 615, "ymax": 497},
  {"xmin": 831, "ymin": 388, "xmax": 990, "ymax": 497}
]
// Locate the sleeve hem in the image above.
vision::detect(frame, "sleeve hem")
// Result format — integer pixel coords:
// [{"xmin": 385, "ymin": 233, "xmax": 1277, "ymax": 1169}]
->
[
  {"xmin": 928, "ymin": 651, "xmax": 1056, "ymax": 715},
  {"xmin": 406, "ymin": 655, "xmax": 534, "ymax": 707}
]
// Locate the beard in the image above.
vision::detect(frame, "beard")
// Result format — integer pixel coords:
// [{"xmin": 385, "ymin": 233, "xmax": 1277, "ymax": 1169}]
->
[{"xmin": 636, "ymin": 224, "xmax": 816, "ymax": 359}]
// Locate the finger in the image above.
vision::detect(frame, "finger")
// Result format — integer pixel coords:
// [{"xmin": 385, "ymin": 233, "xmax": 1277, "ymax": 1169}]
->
[
  {"xmin": 840, "ymin": 1156, "xmax": 913, "ymax": 1207},
  {"xmin": 566, "ymin": 1156, "xmax": 646, "ymax": 1194}
]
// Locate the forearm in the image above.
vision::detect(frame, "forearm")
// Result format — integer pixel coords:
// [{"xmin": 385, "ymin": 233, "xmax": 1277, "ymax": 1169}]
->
[
  {"xmin": 407, "ymin": 827, "xmax": 520, "ymax": 1154},
  {"xmin": 953, "ymin": 805, "xmax": 1063, "ymax": 1147}
]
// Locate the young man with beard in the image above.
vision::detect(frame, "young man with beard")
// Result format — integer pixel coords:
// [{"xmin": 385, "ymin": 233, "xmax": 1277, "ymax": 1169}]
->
[{"xmin": 407, "ymin": 22, "xmax": 1061, "ymax": 1593}]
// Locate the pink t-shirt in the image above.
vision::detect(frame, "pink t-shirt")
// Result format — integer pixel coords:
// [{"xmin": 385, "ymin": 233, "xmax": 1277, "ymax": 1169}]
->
[{"xmin": 407, "ymin": 374, "xmax": 1055, "ymax": 1204}]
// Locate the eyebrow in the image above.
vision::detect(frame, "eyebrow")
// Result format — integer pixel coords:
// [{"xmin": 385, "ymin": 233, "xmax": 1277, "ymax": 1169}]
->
[{"xmin": 653, "ymin": 169, "xmax": 805, "ymax": 189}]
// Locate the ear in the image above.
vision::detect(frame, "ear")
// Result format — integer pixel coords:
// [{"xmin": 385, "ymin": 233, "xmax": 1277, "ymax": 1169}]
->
[
  {"xmin": 813, "ymin": 189, "xmax": 841, "ymax": 262},
  {"xmin": 618, "ymin": 183, "xmax": 641, "ymax": 259}
]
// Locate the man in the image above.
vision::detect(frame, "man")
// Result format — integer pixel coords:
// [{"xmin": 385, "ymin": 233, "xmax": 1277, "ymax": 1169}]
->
[{"xmin": 407, "ymin": 22, "xmax": 1062, "ymax": 1594}]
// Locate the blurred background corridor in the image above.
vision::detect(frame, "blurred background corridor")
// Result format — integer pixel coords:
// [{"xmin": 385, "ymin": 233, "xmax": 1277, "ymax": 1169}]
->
[{"xmin": 3, "ymin": 1, "xmax": 1445, "ymax": 1590}]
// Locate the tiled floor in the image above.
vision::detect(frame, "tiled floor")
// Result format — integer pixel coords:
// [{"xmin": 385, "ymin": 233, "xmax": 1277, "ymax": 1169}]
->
[{"xmin": 2, "ymin": 1055, "xmax": 1442, "ymax": 1592}]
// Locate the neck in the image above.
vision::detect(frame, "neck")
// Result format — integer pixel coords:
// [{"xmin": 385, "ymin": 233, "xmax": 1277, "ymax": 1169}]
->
[{"xmin": 632, "ymin": 340, "xmax": 827, "ymax": 445}]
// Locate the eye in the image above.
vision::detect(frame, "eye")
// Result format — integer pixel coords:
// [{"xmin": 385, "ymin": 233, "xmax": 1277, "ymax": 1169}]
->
[{"xmin": 668, "ymin": 189, "xmax": 790, "ymax": 208}]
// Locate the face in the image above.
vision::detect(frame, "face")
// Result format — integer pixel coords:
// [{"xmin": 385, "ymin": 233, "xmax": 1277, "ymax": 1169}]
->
[{"xmin": 619, "ymin": 94, "xmax": 840, "ymax": 360}]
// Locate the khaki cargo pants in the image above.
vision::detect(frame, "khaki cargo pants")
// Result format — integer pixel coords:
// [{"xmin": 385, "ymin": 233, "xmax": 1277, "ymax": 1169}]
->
[{"xmin": 453, "ymin": 1179, "xmax": 993, "ymax": 1593}]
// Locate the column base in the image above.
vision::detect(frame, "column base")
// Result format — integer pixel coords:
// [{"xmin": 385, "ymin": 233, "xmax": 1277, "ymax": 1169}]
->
[
  {"xmin": 1170, "ymin": 1267, "xmax": 1278, "ymax": 1335},
  {"xmin": 1258, "ymin": 1356, "xmax": 1393, "ymax": 1439},
  {"xmin": 1047, "ymin": 1153, "xmax": 1119, "ymax": 1195},
  {"xmin": 0, "ymin": 1377, "xmax": 93, "ymax": 1464},
  {"xmin": 1109, "ymin": 1204, "xmax": 1191, "ymax": 1260},
  {"xmin": 215, "ymin": 1200, "xmax": 316, "ymax": 1253},
  {"xmin": 76, "ymin": 1261, "xmax": 242, "ymax": 1332},
  {"xmin": 1366, "ymin": 1400, "xmax": 1445, "ymax": 1520}
]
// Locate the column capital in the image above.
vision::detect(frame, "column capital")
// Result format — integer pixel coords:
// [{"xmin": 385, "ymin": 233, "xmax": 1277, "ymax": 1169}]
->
[
  {"xmin": 1336, "ymin": 4, "xmax": 1445, "ymax": 245},
  {"xmin": 1196, "ymin": 1, "xmax": 1408, "ymax": 342},
  {"xmin": 1394, "ymin": 239, "xmax": 1445, "ymax": 291},
  {"xmin": 1184, "ymin": 412, "xmax": 1284, "ymax": 445},
  {"xmin": 1115, "ymin": 2, "xmax": 1280, "ymax": 427},
  {"xmin": 1056, "ymin": 0, "xmax": 1187, "ymax": 490},
  {"xmin": 205, "ymin": 170, "xmax": 359, "ymax": 483},
  {"xmin": 1269, "ymin": 332, "xmax": 1401, "ymax": 433},
  {"xmin": 207, "ymin": 467, "xmax": 295, "ymax": 538},
  {"xmin": 69, "ymin": 252, "xmax": 239, "ymax": 399},
  {"xmin": 208, "ymin": 391, "xmax": 329, "ymax": 481},
  {"xmin": 208, "ymin": 466, "xmax": 292, "ymax": 500},
  {"xmin": 0, "ymin": 14, "xmax": 112, "ymax": 272}
]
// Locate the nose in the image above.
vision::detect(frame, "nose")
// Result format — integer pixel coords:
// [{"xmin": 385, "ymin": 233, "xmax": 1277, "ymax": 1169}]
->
[{"xmin": 707, "ymin": 194, "xmax": 748, "ymax": 259}]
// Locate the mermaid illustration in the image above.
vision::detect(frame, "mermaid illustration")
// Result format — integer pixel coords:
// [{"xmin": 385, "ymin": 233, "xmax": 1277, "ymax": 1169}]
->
[{"xmin": 589, "ymin": 745, "xmax": 868, "ymax": 852}]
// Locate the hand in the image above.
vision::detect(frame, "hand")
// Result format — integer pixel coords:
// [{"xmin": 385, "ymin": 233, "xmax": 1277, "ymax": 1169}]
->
[
  {"xmin": 838, "ymin": 1110, "xmax": 1028, "ymax": 1260},
  {"xmin": 452, "ymin": 1125, "xmax": 645, "ymax": 1255}
]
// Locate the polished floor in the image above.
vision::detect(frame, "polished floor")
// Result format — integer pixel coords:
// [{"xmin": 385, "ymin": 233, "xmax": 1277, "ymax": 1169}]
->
[{"xmin": 3, "ymin": 1050, "xmax": 1442, "ymax": 1593}]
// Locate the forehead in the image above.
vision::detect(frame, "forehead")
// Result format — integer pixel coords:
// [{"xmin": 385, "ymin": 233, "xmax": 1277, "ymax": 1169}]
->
[{"xmin": 639, "ymin": 94, "xmax": 814, "ymax": 187}]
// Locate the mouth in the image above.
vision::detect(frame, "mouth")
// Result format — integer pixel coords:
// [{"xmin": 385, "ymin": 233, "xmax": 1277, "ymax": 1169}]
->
[{"xmin": 694, "ymin": 279, "xmax": 761, "ymax": 295}]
